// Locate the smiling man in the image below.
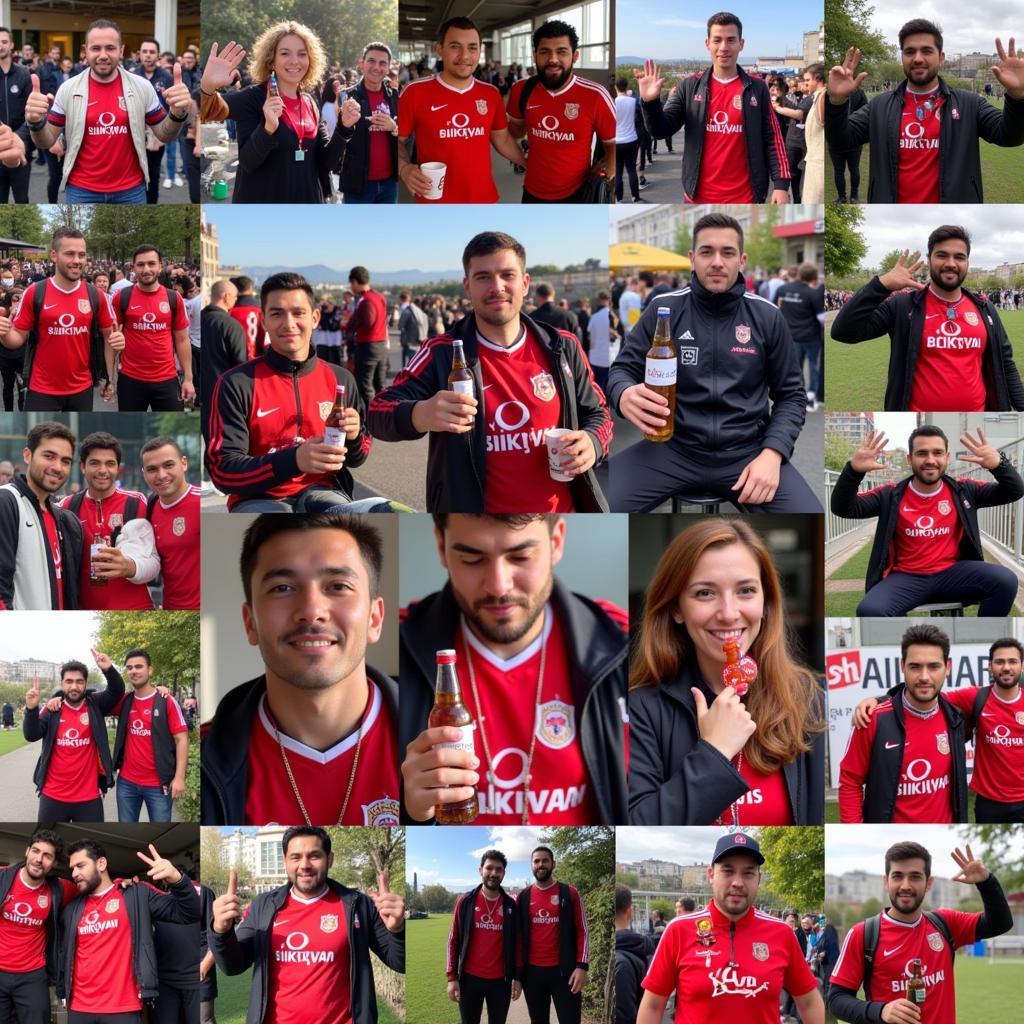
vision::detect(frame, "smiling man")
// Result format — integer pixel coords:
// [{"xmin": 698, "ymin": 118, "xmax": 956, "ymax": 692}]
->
[
  {"xmin": 367, "ymin": 231, "xmax": 611, "ymax": 512},
  {"xmin": 201, "ymin": 514, "xmax": 399, "ymax": 826}
]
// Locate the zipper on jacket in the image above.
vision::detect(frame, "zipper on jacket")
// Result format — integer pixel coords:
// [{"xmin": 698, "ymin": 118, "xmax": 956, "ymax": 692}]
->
[
  {"xmin": 291, "ymin": 365, "xmax": 303, "ymax": 438},
  {"xmin": 711, "ymin": 311, "xmax": 719, "ymax": 450}
]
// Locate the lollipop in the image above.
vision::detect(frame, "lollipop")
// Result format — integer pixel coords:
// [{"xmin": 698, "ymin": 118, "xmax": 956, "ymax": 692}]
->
[{"xmin": 721, "ymin": 639, "xmax": 758, "ymax": 697}]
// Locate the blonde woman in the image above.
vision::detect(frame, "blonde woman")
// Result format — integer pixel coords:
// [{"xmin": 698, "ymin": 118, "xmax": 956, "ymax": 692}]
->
[
  {"xmin": 628, "ymin": 517, "xmax": 825, "ymax": 824},
  {"xmin": 200, "ymin": 23, "xmax": 361, "ymax": 202},
  {"xmin": 801, "ymin": 62, "xmax": 826, "ymax": 204}
]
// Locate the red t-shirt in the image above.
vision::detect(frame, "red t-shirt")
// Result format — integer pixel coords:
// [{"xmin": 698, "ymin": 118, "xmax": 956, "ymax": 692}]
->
[
  {"xmin": 455, "ymin": 610, "xmax": 600, "ymax": 824},
  {"xmin": 521, "ymin": 883, "xmax": 587, "ymax": 968},
  {"xmin": 642, "ymin": 903, "xmax": 817, "ymax": 1023},
  {"xmin": 116, "ymin": 285, "xmax": 190, "ymax": 382},
  {"xmin": 839, "ymin": 699, "xmax": 954, "ymax": 823},
  {"xmin": 149, "ymin": 485, "xmax": 201, "ymax": 610},
  {"xmin": 831, "ymin": 908, "xmax": 980, "ymax": 1023},
  {"xmin": 944, "ymin": 686, "xmax": 1024, "ymax": 802},
  {"xmin": 59, "ymin": 489, "xmax": 152, "ymax": 611},
  {"xmin": 890, "ymin": 481, "xmax": 962, "ymax": 575},
  {"xmin": 12, "ymin": 279, "xmax": 116, "ymax": 395},
  {"xmin": 693, "ymin": 76, "xmax": 753, "ymax": 203},
  {"xmin": 111, "ymin": 690, "xmax": 187, "ymax": 787},
  {"xmin": 478, "ymin": 327, "xmax": 573, "ymax": 514},
  {"xmin": 397, "ymin": 76, "xmax": 508, "ymax": 203},
  {"xmin": 229, "ymin": 300, "xmax": 265, "ymax": 359},
  {"xmin": 715, "ymin": 757, "xmax": 794, "ymax": 826},
  {"xmin": 0, "ymin": 871, "xmax": 78, "ymax": 972},
  {"xmin": 41, "ymin": 504, "xmax": 64, "ymax": 610},
  {"xmin": 506, "ymin": 75, "xmax": 616, "ymax": 200},
  {"xmin": 897, "ymin": 86, "xmax": 942, "ymax": 203},
  {"xmin": 448, "ymin": 889, "xmax": 506, "ymax": 980},
  {"xmin": 351, "ymin": 289, "xmax": 388, "ymax": 343},
  {"xmin": 909, "ymin": 290, "xmax": 987, "ymax": 411},
  {"xmin": 245, "ymin": 683, "xmax": 400, "ymax": 826},
  {"xmin": 266, "ymin": 889, "xmax": 352, "ymax": 1024},
  {"xmin": 42, "ymin": 701, "xmax": 101, "ymax": 803},
  {"xmin": 70, "ymin": 883, "xmax": 141, "ymax": 1012},
  {"xmin": 364, "ymin": 88, "xmax": 394, "ymax": 181},
  {"xmin": 49, "ymin": 75, "xmax": 165, "ymax": 192},
  {"xmin": 279, "ymin": 92, "xmax": 318, "ymax": 148}
]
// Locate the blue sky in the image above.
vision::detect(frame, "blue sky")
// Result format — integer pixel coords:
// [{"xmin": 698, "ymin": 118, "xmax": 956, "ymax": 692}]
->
[
  {"xmin": 406, "ymin": 826, "xmax": 550, "ymax": 892},
  {"xmin": 615, "ymin": 2, "xmax": 822, "ymax": 61},
  {"xmin": 209, "ymin": 206, "xmax": 608, "ymax": 274}
]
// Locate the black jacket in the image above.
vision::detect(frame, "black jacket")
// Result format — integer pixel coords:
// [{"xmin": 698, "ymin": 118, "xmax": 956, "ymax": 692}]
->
[
  {"xmin": 641, "ymin": 66, "xmax": 790, "ymax": 201},
  {"xmin": 209, "ymin": 879, "xmax": 404, "ymax": 1024},
  {"xmin": 531, "ymin": 301, "xmax": 575, "ymax": 334},
  {"xmin": 448, "ymin": 884, "xmax": 517, "ymax": 981},
  {"xmin": 200, "ymin": 668, "xmax": 399, "ymax": 825},
  {"xmin": 0, "ymin": 864, "xmax": 66, "ymax": 984},
  {"xmin": 112, "ymin": 690, "xmax": 179, "ymax": 787},
  {"xmin": 628, "ymin": 660, "xmax": 825, "ymax": 824},
  {"xmin": 607, "ymin": 274, "xmax": 807, "ymax": 459},
  {"xmin": 829, "ymin": 459, "xmax": 1024, "ymax": 591},
  {"xmin": 23, "ymin": 665, "xmax": 125, "ymax": 795},
  {"xmin": 615, "ymin": 929, "xmax": 657, "ymax": 1024},
  {"xmin": 0, "ymin": 60, "xmax": 32, "ymax": 131},
  {"xmin": 516, "ymin": 882, "xmax": 586, "ymax": 977},
  {"xmin": 199, "ymin": 882, "xmax": 217, "ymax": 1000},
  {"xmin": 366, "ymin": 312, "xmax": 612, "ymax": 512},
  {"xmin": 399, "ymin": 579, "xmax": 628, "ymax": 824},
  {"xmin": 58, "ymin": 873, "xmax": 199, "ymax": 1003},
  {"xmin": 831, "ymin": 276, "xmax": 1024, "ymax": 410},
  {"xmin": 200, "ymin": 305, "xmax": 248, "ymax": 415},
  {"xmin": 825, "ymin": 77, "xmax": 1024, "ymax": 203},
  {"xmin": 338, "ymin": 78, "xmax": 399, "ymax": 195}
]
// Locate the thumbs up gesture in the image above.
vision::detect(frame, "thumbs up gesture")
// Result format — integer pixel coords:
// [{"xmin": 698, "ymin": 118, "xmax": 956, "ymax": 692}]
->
[
  {"xmin": 25, "ymin": 73, "xmax": 53, "ymax": 124},
  {"xmin": 212, "ymin": 868, "xmax": 242, "ymax": 934},
  {"xmin": 370, "ymin": 867, "xmax": 405, "ymax": 934},
  {"xmin": 163, "ymin": 63, "xmax": 192, "ymax": 118}
]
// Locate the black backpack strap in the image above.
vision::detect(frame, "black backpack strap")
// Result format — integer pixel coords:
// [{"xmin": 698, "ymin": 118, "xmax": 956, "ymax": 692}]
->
[
  {"xmin": 969, "ymin": 686, "xmax": 992, "ymax": 742},
  {"xmin": 145, "ymin": 493, "xmax": 157, "ymax": 521},
  {"xmin": 862, "ymin": 913, "xmax": 881, "ymax": 997},
  {"xmin": 514, "ymin": 75, "xmax": 541, "ymax": 119},
  {"xmin": 166, "ymin": 287, "xmax": 179, "ymax": 320},
  {"xmin": 84, "ymin": 282, "xmax": 108, "ymax": 385},
  {"xmin": 118, "ymin": 284, "xmax": 133, "ymax": 319},
  {"xmin": 21, "ymin": 280, "xmax": 45, "ymax": 388},
  {"xmin": 66, "ymin": 489, "xmax": 86, "ymax": 519},
  {"xmin": 923, "ymin": 911, "xmax": 955, "ymax": 964}
]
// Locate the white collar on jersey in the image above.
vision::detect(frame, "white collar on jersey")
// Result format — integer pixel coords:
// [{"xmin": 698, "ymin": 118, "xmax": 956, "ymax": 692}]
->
[{"xmin": 460, "ymin": 603, "xmax": 553, "ymax": 672}]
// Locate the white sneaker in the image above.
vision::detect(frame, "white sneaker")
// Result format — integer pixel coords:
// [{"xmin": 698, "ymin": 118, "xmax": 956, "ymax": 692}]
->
[
  {"xmin": 162, "ymin": 177, "xmax": 173, "ymax": 189},
  {"xmin": 174, "ymin": 174, "xmax": 184, "ymax": 187}
]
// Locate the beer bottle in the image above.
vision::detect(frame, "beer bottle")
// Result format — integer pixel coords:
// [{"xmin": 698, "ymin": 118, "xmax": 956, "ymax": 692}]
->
[
  {"xmin": 644, "ymin": 306, "xmax": 676, "ymax": 443},
  {"xmin": 721, "ymin": 639, "xmax": 758, "ymax": 697},
  {"xmin": 90, "ymin": 534, "xmax": 111, "ymax": 587},
  {"xmin": 907, "ymin": 959, "xmax": 925, "ymax": 1005},
  {"xmin": 269, "ymin": 72, "xmax": 280, "ymax": 98},
  {"xmin": 448, "ymin": 339, "xmax": 474, "ymax": 398},
  {"xmin": 428, "ymin": 650, "xmax": 478, "ymax": 824},
  {"xmin": 323, "ymin": 384, "xmax": 347, "ymax": 448}
]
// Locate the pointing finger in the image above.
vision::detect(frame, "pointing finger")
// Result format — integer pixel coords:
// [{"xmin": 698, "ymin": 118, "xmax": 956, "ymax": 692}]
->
[
  {"xmin": 227, "ymin": 868, "xmax": 237, "ymax": 896},
  {"xmin": 173, "ymin": 62, "xmax": 182, "ymax": 85}
]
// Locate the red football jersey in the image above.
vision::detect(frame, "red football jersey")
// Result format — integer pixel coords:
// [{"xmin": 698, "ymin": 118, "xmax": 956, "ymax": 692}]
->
[
  {"xmin": 111, "ymin": 690, "xmax": 187, "ymax": 787},
  {"xmin": 831, "ymin": 909, "xmax": 980, "ymax": 1023},
  {"xmin": 245, "ymin": 683, "xmax": 400, "ymax": 826},
  {"xmin": 149, "ymin": 485, "xmax": 201, "ymax": 610},
  {"xmin": 397, "ymin": 76, "xmax": 508, "ymax": 203},
  {"xmin": 70, "ymin": 883, "xmax": 141, "ymax": 1013},
  {"xmin": 506, "ymin": 75, "xmax": 616, "ymax": 200},
  {"xmin": 944, "ymin": 686, "xmax": 1024, "ymax": 802},
  {"xmin": 890, "ymin": 481, "xmax": 962, "ymax": 575},
  {"xmin": 229, "ymin": 300, "xmax": 265, "ymax": 359},
  {"xmin": 41, "ymin": 504, "xmax": 64, "ymax": 609},
  {"xmin": 448, "ymin": 889, "xmax": 506, "ymax": 980},
  {"xmin": 524, "ymin": 883, "xmax": 588, "ymax": 967},
  {"xmin": 0, "ymin": 871, "xmax": 78, "ymax": 973},
  {"xmin": 897, "ymin": 87, "xmax": 942, "ymax": 203},
  {"xmin": 266, "ymin": 889, "xmax": 352, "ymax": 1024},
  {"xmin": 116, "ymin": 285, "xmax": 190, "ymax": 382},
  {"xmin": 12, "ymin": 279, "xmax": 116, "ymax": 395},
  {"xmin": 59, "ymin": 489, "xmax": 152, "ymax": 611},
  {"xmin": 642, "ymin": 903, "xmax": 817, "ymax": 1023},
  {"xmin": 41, "ymin": 702, "xmax": 101, "ymax": 803},
  {"xmin": 909, "ymin": 290, "xmax": 987, "ymax": 411},
  {"xmin": 715, "ymin": 758, "xmax": 794, "ymax": 826},
  {"xmin": 692, "ymin": 76, "xmax": 754, "ymax": 203},
  {"xmin": 456, "ymin": 610, "xmax": 601, "ymax": 824},
  {"xmin": 478, "ymin": 327, "xmax": 573, "ymax": 514},
  {"xmin": 363, "ymin": 88, "xmax": 394, "ymax": 181}
]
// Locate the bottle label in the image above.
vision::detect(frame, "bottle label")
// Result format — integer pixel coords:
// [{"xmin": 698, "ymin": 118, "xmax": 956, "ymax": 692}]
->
[
  {"xmin": 323, "ymin": 426, "xmax": 345, "ymax": 448},
  {"xmin": 89, "ymin": 543, "xmax": 103, "ymax": 578},
  {"xmin": 434, "ymin": 723, "xmax": 476, "ymax": 754},
  {"xmin": 910, "ymin": 989, "xmax": 925, "ymax": 1005},
  {"xmin": 645, "ymin": 357, "xmax": 677, "ymax": 386},
  {"xmin": 451, "ymin": 379, "xmax": 474, "ymax": 397}
]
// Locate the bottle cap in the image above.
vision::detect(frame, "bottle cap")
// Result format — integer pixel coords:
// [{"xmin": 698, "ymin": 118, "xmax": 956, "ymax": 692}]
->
[{"xmin": 436, "ymin": 649, "xmax": 457, "ymax": 664}]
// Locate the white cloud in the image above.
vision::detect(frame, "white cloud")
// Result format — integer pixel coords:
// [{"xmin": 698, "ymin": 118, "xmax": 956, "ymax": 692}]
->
[
  {"xmin": 469, "ymin": 826, "xmax": 546, "ymax": 862},
  {"xmin": 871, "ymin": 0, "xmax": 1021, "ymax": 56}
]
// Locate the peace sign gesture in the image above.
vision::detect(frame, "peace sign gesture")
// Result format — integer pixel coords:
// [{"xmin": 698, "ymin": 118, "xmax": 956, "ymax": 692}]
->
[
  {"xmin": 879, "ymin": 250, "xmax": 926, "ymax": 293},
  {"xmin": 136, "ymin": 843, "xmax": 183, "ymax": 885},
  {"xmin": 635, "ymin": 60, "xmax": 664, "ymax": 103},
  {"xmin": 992, "ymin": 38, "xmax": 1024, "ymax": 100},
  {"xmin": 850, "ymin": 430, "xmax": 890, "ymax": 474},
  {"xmin": 201, "ymin": 41, "xmax": 246, "ymax": 92},
  {"xmin": 828, "ymin": 47, "xmax": 867, "ymax": 103},
  {"xmin": 951, "ymin": 845, "xmax": 989, "ymax": 885},
  {"xmin": 959, "ymin": 429, "xmax": 1000, "ymax": 470}
]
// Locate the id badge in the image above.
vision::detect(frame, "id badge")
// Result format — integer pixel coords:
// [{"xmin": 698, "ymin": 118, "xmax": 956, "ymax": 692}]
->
[{"xmin": 295, "ymin": 149, "xmax": 305, "ymax": 162}]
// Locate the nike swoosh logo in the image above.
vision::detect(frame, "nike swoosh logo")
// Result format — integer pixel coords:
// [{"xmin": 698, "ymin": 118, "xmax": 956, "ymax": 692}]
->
[
  {"xmin": 526, "ymin": 104, "xmax": 541, "ymax": 110},
  {"xmin": 431, "ymin": 104, "xmax": 447, "ymax": 111},
  {"xmin": 43, "ymin": 304, "xmax": 56, "ymax": 310},
  {"xmin": 979, "ymin": 713, "xmax": 994, "ymax": 718},
  {"xmin": 255, "ymin": 408, "xmax": 278, "ymax": 418},
  {"xmin": 273, "ymin": 920, "xmax": 289, "ymax": 928},
  {"xmin": 885, "ymin": 741, "xmax": 900, "ymax": 749},
  {"xmin": 88, "ymin": 100, "xmax": 97, "ymax": 105},
  {"xmin": 882, "ymin": 947, "xmax": 905, "ymax": 956},
  {"xmin": 129, "ymin": 306, "xmax": 141, "ymax": 311}
]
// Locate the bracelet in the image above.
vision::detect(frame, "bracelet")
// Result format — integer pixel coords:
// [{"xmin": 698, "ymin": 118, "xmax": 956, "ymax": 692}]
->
[
  {"xmin": 26, "ymin": 119, "xmax": 47, "ymax": 132},
  {"xmin": 200, "ymin": 87, "xmax": 217, "ymax": 97},
  {"xmin": 168, "ymin": 110, "xmax": 189, "ymax": 123}
]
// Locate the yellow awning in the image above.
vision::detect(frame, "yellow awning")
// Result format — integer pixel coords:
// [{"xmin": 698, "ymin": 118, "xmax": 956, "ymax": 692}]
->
[{"xmin": 608, "ymin": 242, "xmax": 691, "ymax": 271}]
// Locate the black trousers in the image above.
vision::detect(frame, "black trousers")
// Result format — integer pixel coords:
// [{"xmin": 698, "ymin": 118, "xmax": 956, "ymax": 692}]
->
[
  {"xmin": 25, "ymin": 385, "xmax": 93, "ymax": 412},
  {"xmin": 38, "ymin": 794, "xmax": 104, "ymax": 822},
  {"xmin": 68, "ymin": 1013, "xmax": 142, "ymax": 1024},
  {"xmin": 615, "ymin": 140, "xmax": 639, "ymax": 201},
  {"xmin": 974, "ymin": 793, "xmax": 1024, "ymax": 824},
  {"xmin": 154, "ymin": 982, "xmax": 199, "ymax": 1024},
  {"xmin": 46, "ymin": 151, "xmax": 64, "ymax": 203},
  {"xmin": 117, "ymin": 371, "xmax": 183, "ymax": 412},
  {"xmin": 786, "ymin": 146, "xmax": 804, "ymax": 201},
  {"xmin": 522, "ymin": 183, "xmax": 589, "ymax": 203},
  {"xmin": 0, "ymin": 966, "xmax": 50, "ymax": 1024},
  {"xmin": 353, "ymin": 342, "xmax": 388, "ymax": 408},
  {"xmin": 0, "ymin": 161, "xmax": 31, "ymax": 204},
  {"xmin": 146, "ymin": 149, "xmax": 164, "ymax": 204},
  {"xmin": 1, "ymin": 363, "xmax": 24, "ymax": 411},
  {"xmin": 184, "ymin": 143, "xmax": 200, "ymax": 204},
  {"xmin": 459, "ymin": 973, "xmax": 511, "ymax": 1024},
  {"xmin": 521, "ymin": 965, "xmax": 580, "ymax": 1024},
  {"xmin": 830, "ymin": 146, "xmax": 863, "ymax": 200}
]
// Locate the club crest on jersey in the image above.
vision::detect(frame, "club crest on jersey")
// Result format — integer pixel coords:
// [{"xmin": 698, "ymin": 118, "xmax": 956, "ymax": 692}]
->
[
  {"xmin": 732, "ymin": 94, "xmax": 742, "ymax": 109},
  {"xmin": 551, "ymin": 893, "xmax": 559, "ymax": 905},
  {"xmin": 318, "ymin": 400, "xmax": 334, "ymax": 420},
  {"xmin": 531, "ymin": 372, "xmax": 556, "ymax": 402},
  {"xmin": 681, "ymin": 346, "xmax": 699, "ymax": 365},
  {"xmin": 160, "ymin": 301, "xmax": 170, "ymax": 314},
  {"xmin": 80, "ymin": 713, "xmax": 89, "ymax": 724},
  {"xmin": 1016, "ymin": 711, "xmax": 1024, "ymax": 725},
  {"xmin": 928, "ymin": 932, "xmax": 944, "ymax": 951},
  {"xmin": 735, "ymin": 325, "xmax": 751, "ymax": 343},
  {"xmin": 320, "ymin": 914, "xmax": 339, "ymax": 933},
  {"xmin": 564, "ymin": 103, "xmax": 579, "ymax": 120},
  {"xmin": 118, "ymin": 96, "xmax": 127, "ymax": 110},
  {"xmin": 476, "ymin": 99, "xmax": 488, "ymax": 115},
  {"xmin": 78, "ymin": 299, "xmax": 91, "ymax": 314},
  {"xmin": 362, "ymin": 796, "xmax": 401, "ymax": 827},
  {"xmin": 172, "ymin": 516, "xmax": 186, "ymax": 536},
  {"xmin": 535, "ymin": 700, "xmax": 575, "ymax": 749},
  {"xmin": 951, "ymin": 107, "xmax": 960, "ymax": 119},
  {"xmin": 105, "ymin": 898, "xmax": 120, "ymax": 914},
  {"xmin": 109, "ymin": 514, "xmax": 123, "ymax": 528},
  {"xmin": 938, "ymin": 500, "xmax": 951, "ymax": 515},
  {"xmin": 752, "ymin": 942, "xmax": 769, "ymax": 961},
  {"xmin": 936, "ymin": 734, "xmax": 949, "ymax": 755},
  {"xmin": 37, "ymin": 894, "xmax": 49, "ymax": 908},
  {"xmin": 696, "ymin": 918, "xmax": 716, "ymax": 945},
  {"xmin": 749, "ymin": 95, "xmax": 758, "ymax": 106}
]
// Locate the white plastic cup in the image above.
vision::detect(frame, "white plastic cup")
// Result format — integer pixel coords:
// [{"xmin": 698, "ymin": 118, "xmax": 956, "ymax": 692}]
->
[
  {"xmin": 545, "ymin": 428, "xmax": 574, "ymax": 482},
  {"xmin": 421, "ymin": 162, "xmax": 447, "ymax": 200}
]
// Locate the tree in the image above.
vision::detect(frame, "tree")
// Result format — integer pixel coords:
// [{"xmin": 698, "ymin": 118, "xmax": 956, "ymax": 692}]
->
[
  {"xmin": 43, "ymin": 204, "xmax": 91, "ymax": 234},
  {"xmin": 825, "ymin": 431, "xmax": 855, "ymax": 472},
  {"xmin": 672, "ymin": 223, "xmax": 692, "ymax": 258},
  {"xmin": 420, "ymin": 884, "xmax": 455, "ymax": 914},
  {"xmin": 200, "ymin": 829, "xmax": 228, "ymax": 893},
  {"xmin": 860, "ymin": 896, "xmax": 883, "ymax": 920},
  {"xmin": 823, "ymin": 0, "xmax": 889, "ymax": 70},
  {"xmin": 878, "ymin": 249, "xmax": 903, "ymax": 275},
  {"xmin": 756, "ymin": 827, "xmax": 825, "ymax": 911},
  {"xmin": 0, "ymin": 206, "xmax": 45, "ymax": 245},
  {"xmin": 958, "ymin": 825, "xmax": 1024, "ymax": 892},
  {"xmin": 743, "ymin": 206, "xmax": 781, "ymax": 273},
  {"xmin": 825, "ymin": 204, "xmax": 867, "ymax": 277},
  {"xmin": 87, "ymin": 206, "xmax": 199, "ymax": 264},
  {"xmin": 94, "ymin": 611, "xmax": 200, "ymax": 695},
  {"xmin": 326, "ymin": 826, "xmax": 404, "ymax": 891}
]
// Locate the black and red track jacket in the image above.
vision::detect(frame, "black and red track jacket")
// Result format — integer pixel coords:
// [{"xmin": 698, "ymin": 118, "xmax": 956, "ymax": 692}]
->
[{"xmin": 205, "ymin": 347, "xmax": 372, "ymax": 509}]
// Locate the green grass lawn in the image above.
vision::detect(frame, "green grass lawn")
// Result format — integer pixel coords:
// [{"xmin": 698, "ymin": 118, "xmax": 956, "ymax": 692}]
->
[
  {"xmin": 406, "ymin": 916, "xmax": 460, "ymax": 1024},
  {"xmin": 0, "ymin": 729, "xmax": 27, "ymax": 756},
  {"xmin": 826, "ymin": 310, "xmax": 1024, "ymax": 412},
  {"xmin": 826, "ymin": 789, "xmax": 978, "ymax": 823}
]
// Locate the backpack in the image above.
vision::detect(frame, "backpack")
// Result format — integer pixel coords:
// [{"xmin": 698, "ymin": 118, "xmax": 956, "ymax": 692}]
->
[
  {"xmin": 118, "ymin": 284, "xmax": 179, "ymax": 322},
  {"xmin": 964, "ymin": 685, "xmax": 992, "ymax": 744},
  {"xmin": 862, "ymin": 911, "xmax": 954, "ymax": 997},
  {"xmin": 24, "ymin": 280, "xmax": 107, "ymax": 390},
  {"xmin": 65, "ymin": 491, "xmax": 141, "ymax": 545}
]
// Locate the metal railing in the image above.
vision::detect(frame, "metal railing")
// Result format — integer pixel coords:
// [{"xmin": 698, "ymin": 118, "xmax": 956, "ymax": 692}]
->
[{"xmin": 824, "ymin": 469, "xmax": 882, "ymax": 543}]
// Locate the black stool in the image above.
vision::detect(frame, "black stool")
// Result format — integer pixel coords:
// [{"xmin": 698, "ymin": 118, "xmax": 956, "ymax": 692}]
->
[
  {"xmin": 910, "ymin": 602, "xmax": 965, "ymax": 617},
  {"xmin": 670, "ymin": 494, "xmax": 723, "ymax": 514}
]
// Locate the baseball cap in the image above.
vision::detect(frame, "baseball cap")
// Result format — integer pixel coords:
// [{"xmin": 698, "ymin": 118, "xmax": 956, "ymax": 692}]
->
[{"xmin": 711, "ymin": 832, "xmax": 764, "ymax": 865}]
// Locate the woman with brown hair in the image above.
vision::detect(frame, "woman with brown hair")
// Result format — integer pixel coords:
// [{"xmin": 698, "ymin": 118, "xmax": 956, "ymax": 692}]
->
[{"xmin": 628, "ymin": 517, "xmax": 825, "ymax": 824}]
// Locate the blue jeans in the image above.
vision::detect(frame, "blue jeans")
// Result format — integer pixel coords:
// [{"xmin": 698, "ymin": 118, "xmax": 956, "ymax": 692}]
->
[
  {"xmin": 343, "ymin": 178, "xmax": 398, "ymax": 204},
  {"xmin": 796, "ymin": 338, "xmax": 823, "ymax": 399},
  {"xmin": 163, "ymin": 137, "xmax": 180, "ymax": 178},
  {"xmin": 116, "ymin": 776, "xmax": 173, "ymax": 822},
  {"xmin": 65, "ymin": 182, "xmax": 147, "ymax": 204},
  {"xmin": 856, "ymin": 561, "xmax": 1018, "ymax": 616}
]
